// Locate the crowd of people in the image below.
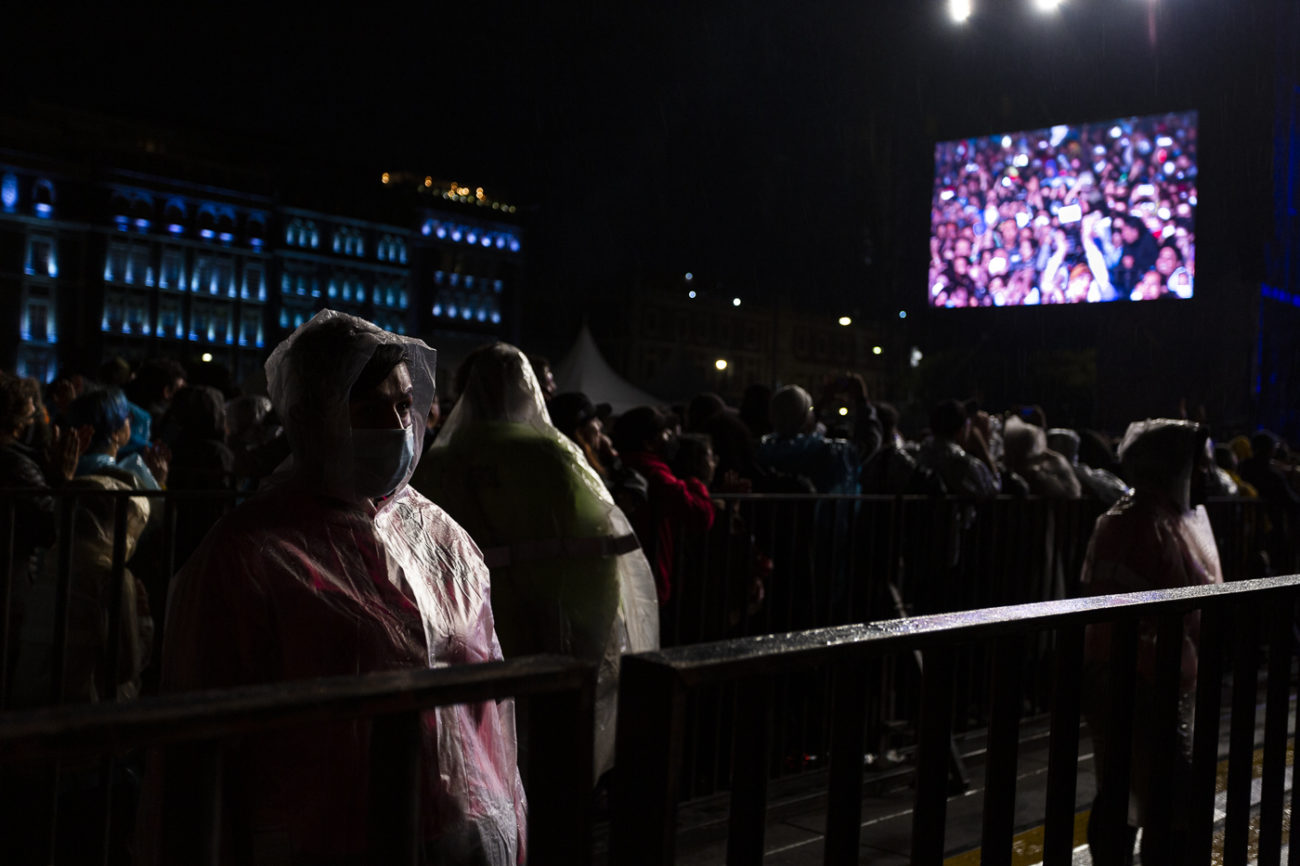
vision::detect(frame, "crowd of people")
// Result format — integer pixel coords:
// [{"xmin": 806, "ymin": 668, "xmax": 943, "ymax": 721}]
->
[
  {"xmin": 930, "ymin": 111, "xmax": 1197, "ymax": 307},
  {"xmin": 2, "ymin": 309, "xmax": 1298, "ymax": 863}
]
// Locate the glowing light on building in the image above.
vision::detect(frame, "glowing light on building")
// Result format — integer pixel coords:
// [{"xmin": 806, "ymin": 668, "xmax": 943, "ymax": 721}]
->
[
  {"xmin": 201, "ymin": 352, "xmax": 213, "ymax": 363},
  {"xmin": 35, "ymin": 202, "xmax": 52, "ymax": 218},
  {"xmin": 1, "ymin": 175, "xmax": 17, "ymax": 210}
]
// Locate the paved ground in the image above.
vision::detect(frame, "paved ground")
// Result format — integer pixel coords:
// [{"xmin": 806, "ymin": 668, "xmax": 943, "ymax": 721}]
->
[{"xmin": 624, "ymin": 676, "xmax": 1293, "ymax": 865}]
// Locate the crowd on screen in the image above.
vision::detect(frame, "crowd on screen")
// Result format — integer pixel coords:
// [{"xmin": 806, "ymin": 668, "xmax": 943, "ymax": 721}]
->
[{"xmin": 930, "ymin": 112, "xmax": 1197, "ymax": 307}]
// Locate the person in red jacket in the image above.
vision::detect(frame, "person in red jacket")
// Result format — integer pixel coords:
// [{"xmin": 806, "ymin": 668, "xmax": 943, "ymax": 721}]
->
[{"xmin": 612, "ymin": 406, "xmax": 715, "ymax": 604}]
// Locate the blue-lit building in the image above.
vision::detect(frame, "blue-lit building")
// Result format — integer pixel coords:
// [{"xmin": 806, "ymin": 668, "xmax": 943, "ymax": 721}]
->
[{"xmin": 0, "ymin": 140, "xmax": 524, "ymax": 390}]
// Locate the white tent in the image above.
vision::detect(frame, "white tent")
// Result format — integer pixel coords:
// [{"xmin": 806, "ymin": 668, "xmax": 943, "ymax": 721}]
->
[{"xmin": 553, "ymin": 323, "xmax": 662, "ymax": 415}]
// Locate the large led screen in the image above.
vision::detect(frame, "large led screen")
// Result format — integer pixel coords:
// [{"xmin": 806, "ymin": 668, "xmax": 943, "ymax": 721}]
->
[{"xmin": 929, "ymin": 111, "xmax": 1197, "ymax": 308}]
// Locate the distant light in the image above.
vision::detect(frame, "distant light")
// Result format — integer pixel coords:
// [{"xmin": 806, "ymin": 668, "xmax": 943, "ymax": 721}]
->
[
  {"xmin": 1110, "ymin": 126, "xmax": 1123, "ymax": 139},
  {"xmin": 950, "ymin": 0, "xmax": 972, "ymax": 22},
  {"xmin": 422, "ymin": 222, "xmax": 433, "ymax": 236},
  {"xmin": 688, "ymin": 290, "xmax": 697, "ymax": 299},
  {"xmin": 872, "ymin": 346, "xmax": 883, "ymax": 355},
  {"xmin": 250, "ymin": 237, "xmax": 263, "ymax": 249},
  {"xmin": 685, "ymin": 272, "xmax": 694, "ymax": 281},
  {"xmin": 200, "ymin": 352, "xmax": 213, "ymax": 363},
  {"xmin": 168, "ymin": 223, "xmax": 184, "ymax": 235},
  {"xmin": 134, "ymin": 218, "xmax": 150, "ymax": 230},
  {"xmin": 732, "ymin": 297, "xmax": 741, "ymax": 307},
  {"xmin": 838, "ymin": 407, "xmax": 849, "ymax": 417},
  {"xmin": 911, "ymin": 347, "xmax": 924, "ymax": 368},
  {"xmin": 1013, "ymin": 153, "xmax": 1029, "ymax": 168},
  {"xmin": 838, "ymin": 316, "xmax": 852, "ymax": 326},
  {"xmin": 940, "ymin": 189, "xmax": 955, "ymax": 201},
  {"xmin": 1001, "ymin": 136, "xmax": 1012, "ymax": 148},
  {"xmin": 1, "ymin": 176, "xmax": 16, "ymax": 210},
  {"xmin": 476, "ymin": 187, "xmax": 485, "ymax": 200},
  {"xmin": 432, "ymin": 303, "xmax": 443, "ymax": 316},
  {"xmin": 35, "ymin": 202, "xmax": 52, "ymax": 218},
  {"xmin": 1156, "ymin": 136, "xmax": 1174, "ymax": 148},
  {"xmin": 218, "ymin": 232, "xmax": 234, "ymax": 243},
  {"xmin": 425, "ymin": 177, "xmax": 433, "ymax": 187},
  {"xmin": 381, "ymin": 172, "xmax": 391, "ymax": 184},
  {"xmin": 1033, "ymin": 0, "xmax": 1062, "ymax": 12},
  {"xmin": 199, "ymin": 228, "xmax": 214, "ymax": 239},
  {"xmin": 899, "ymin": 310, "xmax": 907, "ymax": 319},
  {"xmin": 715, "ymin": 359, "xmax": 728, "ymax": 371}
]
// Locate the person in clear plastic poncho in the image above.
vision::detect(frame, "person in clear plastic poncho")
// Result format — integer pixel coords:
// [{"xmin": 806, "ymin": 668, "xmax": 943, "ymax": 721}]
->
[
  {"xmin": 412, "ymin": 342, "xmax": 658, "ymax": 779},
  {"xmin": 1080, "ymin": 419, "xmax": 1222, "ymax": 865},
  {"xmin": 157, "ymin": 311, "xmax": 526, "ymax": 865}
]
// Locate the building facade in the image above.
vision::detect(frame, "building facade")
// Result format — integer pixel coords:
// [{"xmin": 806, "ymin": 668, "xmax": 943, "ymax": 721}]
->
[{"xmin": 0, "ymin": 151, "xmax": 524, "ymax": 390}]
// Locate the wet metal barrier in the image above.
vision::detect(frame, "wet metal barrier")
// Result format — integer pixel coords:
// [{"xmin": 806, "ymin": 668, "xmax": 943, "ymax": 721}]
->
[
  {"xmin": 0, "ymin": 654, "xmax": 596, "ymax": 865},
  {"xmin": 658, "ymin": 494, "xmax": 1298, "ymax": 800},
  {"xmin": 612, "ymin": 574, "xmax": 1300, "ymax": 865}
]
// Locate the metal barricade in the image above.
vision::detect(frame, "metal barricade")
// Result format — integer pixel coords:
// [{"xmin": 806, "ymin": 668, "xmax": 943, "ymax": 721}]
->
[
  {"xmin": 0, "ymin": 654, "xmax": 596, "ymax": 865},
  {"xmin": 612, "ymin": 574, "xmax": 1300, "ymax": 865}
]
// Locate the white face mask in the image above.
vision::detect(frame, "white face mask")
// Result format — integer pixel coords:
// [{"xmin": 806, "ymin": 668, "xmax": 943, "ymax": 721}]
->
[{"xmin": 350, "ymin": 427, "xmax": 415, "ymax": 499}]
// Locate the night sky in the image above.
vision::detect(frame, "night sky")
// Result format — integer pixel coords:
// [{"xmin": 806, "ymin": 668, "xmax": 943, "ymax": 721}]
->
[{"xmin": 5, "ymin": 2, "xmax": 1287, "ymax": 361}]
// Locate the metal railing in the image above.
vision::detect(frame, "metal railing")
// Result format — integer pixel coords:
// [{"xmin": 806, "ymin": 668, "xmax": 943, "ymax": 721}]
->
[
  {"xmin": 612, "ymin": 574, "xmax": 1300, "ymax": 865},
  {"xmin": 0, "ymin": 487, "xmax": 237, "ymax": 711},
  {"xmin": 0, "ymin": 654, "xmax": 596, "ymax": 865},
  {"xmin": 657, "ymin": 494, "xmax": 1299, "ymax": 799}
]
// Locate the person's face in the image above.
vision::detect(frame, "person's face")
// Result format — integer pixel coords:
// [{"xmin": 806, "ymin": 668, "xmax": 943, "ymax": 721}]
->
[
  {"xmin": 576, "ymin": 416, "xmax": 603, "ymax": 452},
  {"xmin": 349, "ymin": 363, "xmax": 414, "ymax": 430},
  {"xmin": 537, "ymin": 365, "xmax": 556, "ymax": 401},
  {"xmin": 1156, "ymin": 245, "xmax": 1178, "ymax": 276},
  {"xmin": 1067, "ymin": 273, "xmax": 1090, "ymax": 301},
  {"xmin": 1138, "ymin": 272, "xmax": 1163, "ymax": 299},
  {"xmin": 12, "ymin": 397, "xmax": 35, "ymax": 439},
  {"xmin": 953, "ymin": 256, "xmax": 968, "ymax": 276},
  {"xmin": 164, "ymin": 377, "xmax": 185, "ymax": 402},
  {"xmin": 1120, "ymin": 222, "xmax": 1140, "ymax": 244}
]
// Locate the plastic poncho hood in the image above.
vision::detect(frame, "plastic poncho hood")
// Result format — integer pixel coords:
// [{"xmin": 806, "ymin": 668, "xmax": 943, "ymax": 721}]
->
[
  {"xmin": 266, "ymin": 309, "xmax": 436, "ymax": 503},
  {"xmin": 157, "ymin": 313, "xmax": 526, "ymax": 863}
]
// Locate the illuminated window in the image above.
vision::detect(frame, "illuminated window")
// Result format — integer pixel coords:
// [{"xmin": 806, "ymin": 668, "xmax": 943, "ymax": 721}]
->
[
  {"xmin": 129, "ymin": 246, "xmax": 153, "ymax": 287},
  {"xmin": 25, "ymin": 236, "xmax": 55, "ymax": 278},
  {"xmin": 105, "ymin": 242, "xmax": 129, "ymax": 283},
  {"xmin": 160, "ymin": 248, "xmax": 184, "ymax": 290},
  {"xmin": 2, "ymin": 174, "xmax": 18, "ymax": 211},
  {"xmin": 32, "ymin": 179, "xmax": 54, "ymax": 218}
]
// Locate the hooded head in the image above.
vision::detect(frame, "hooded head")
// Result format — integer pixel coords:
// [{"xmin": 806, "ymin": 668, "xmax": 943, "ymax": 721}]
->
[
  {"xmin": 446, "ymin": 342, "xmax": 548, "ymax": 428},
  {"xmin": 1046, "ymin": 428, "xmax": 1081, "ymax": 465},
  {"xmin": 1117, "ymin": 419, "xmax": 1210, "ymax": 512},
  {"xmin": 769, "ymin": 386, "xmax": 815, "ymax": 438},
  {"xmin": 265, "ymin": 310, "xmax": 436, "ymax": 503}
]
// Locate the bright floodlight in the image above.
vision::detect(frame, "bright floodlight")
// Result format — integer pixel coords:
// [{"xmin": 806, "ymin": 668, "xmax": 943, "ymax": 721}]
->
[
  {"xmin": 838, "ymin": 316, "xmax": 852, "ymax": 326},
  {"xmin": 1032, "ymin": 0, "xmax": 1062, "ymax": 11},
  {"xmin": 872, "ymin": 346, "xmax": 883, "ymax": 355},
  {"xmin": 201, "ymin": 353, "xmax": 214, "ymax": 363},
  {"xmin": 732, "ymin": 297, "xmax": 741, "ymax": 307},
  {"xmin": 715, "ymin": 359, "xmax": 728, "ymax": 371},
  {"xmin": 950, "ymin": 0, "xmax": 972, "ymax": 22}
]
